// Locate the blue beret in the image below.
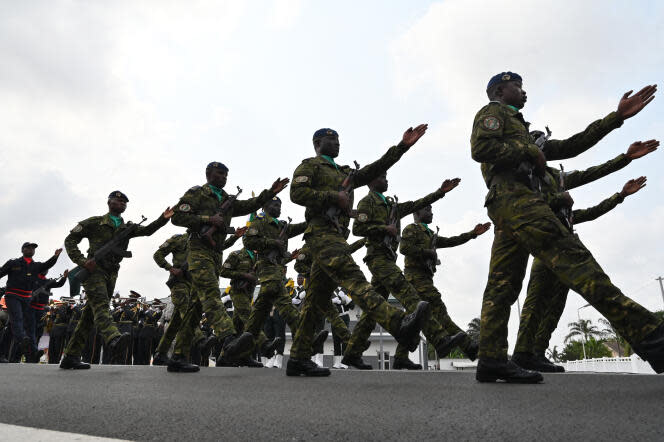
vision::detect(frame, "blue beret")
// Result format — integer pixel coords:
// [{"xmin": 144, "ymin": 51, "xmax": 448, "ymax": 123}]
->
[
  {"xmin": 108, "ymin": 190, "xmax": 129, "ymax": 202},
  {"xmin": 487, "ymin": 72, "xmax": 522, "ymax": 91},
  {"xmin": 206, "ymin": 161, "xmax": 228, "ymax": 172},
  {"xmin": 313, "ymin": 128, "xmax": 338, "ymax": 140}
]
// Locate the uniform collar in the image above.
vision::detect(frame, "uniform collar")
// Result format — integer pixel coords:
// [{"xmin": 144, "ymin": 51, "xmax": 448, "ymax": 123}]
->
[
  {"xmin": 372, "ymin": 191, "xmax": 389, "ymax": 206},
  {"xmin": 23, "ymin": 257, "xmax": 33, "ymax": 265},
  {"xmin": 102, "ymin": 213, "xmax": 124, "ymax": 228},
  {"xmin": 319, "ymin": 155, "xmax": 339, "ymax": 171},
  {"xmin": 420, "ymin": 222, "xmax": 433, "ymax": 234}
]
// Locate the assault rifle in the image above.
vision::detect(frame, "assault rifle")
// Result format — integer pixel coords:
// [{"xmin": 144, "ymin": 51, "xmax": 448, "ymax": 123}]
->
[
  {"xmin": 200, "ymin": 186, "xmax": 242, "ymax": 248},
  {"xmin": 558, "ymin": 164, "xmax": 573, "ymax": 232},
  {"xmin": 383, "ymin": 196, "xmax": 400, "ymax": 260},
  {"xmin": 266, "ymin": 217, "xmax": 292, "ymax": 265},
  {"xmin": 518, "ymin": 126, "xmax": 552, "ymax": 192},
  {"xmin": 72, "ymin": 216, "xmax": 148, "ymax": 283},
  {"xmin": 326, "ymin": 161, "xmax": 360, "ymax": 233},
  {"xmin": 424, "ymin": 226, "xmax": 441, "ymax": 275}
]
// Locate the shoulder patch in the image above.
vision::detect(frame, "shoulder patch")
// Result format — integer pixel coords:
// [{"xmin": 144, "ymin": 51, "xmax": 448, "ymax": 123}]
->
[
  {"xmin": 357, "ymin": 213, "xmax": 368, "ymax": 222},
  {"xmin": 179, "ymin": 204, "xmax": 191, "ymax": 212},
  {"xmin": 72, "ymin": 224, "xmax": 83, "ymax": 233},
  {"xmin": 294, "ymin": 176, "xmax": 309, "ymax": 183},
  {"xmin": 247, "ymin": 228, "xmax": 258, "ymax": 235},
  {"xmin": 159, "ymin": 241, "xmax": 170, "ymax": 248},
  {"xmin": 223, "ymin": 262, "xmax": 233, "ymax": 269},
  {"xmin": 482, "ymin": 116, "xmax": 501, "ymax": 131},
  {"xmin": 296, "ymin": 253, "xmax": 306, "ymax": 260}
]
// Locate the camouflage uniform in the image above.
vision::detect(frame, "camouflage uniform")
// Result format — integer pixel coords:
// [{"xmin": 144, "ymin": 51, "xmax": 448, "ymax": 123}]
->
[
  {"xmin": 471, "ymin": 101, "xmax": 661, "ymax": 360},
  {"xmin": 152, "ymin": 234, "xmax": 203, "ymax": 355},
  {"xmin": 220, "ymin": 248, "xmax": 258, "ymax": 334},
  {"xmin": 63, "ymin": 213, "xmax": 168, "ymax": 358},
  {"xmin": 513, "ymin": 153, "xmax": 632, "ymax": 354},
  {"xmin": 289, "ymin": 145, "xmax": 413, "ymax": 360},
  {"xmin": 242, "ymin": 214, "xmax": 307, "ymax": 340},
  {"xmin": 345, "ymin": 189, "xmax": 447, "ymax": 359},
  {"xmin": 170, "ymin": 183, "xmax": 274, "ymax": 359},
  {"xmin": 400, "ymin": 222, "xmax": 478, "ymax": 357}
]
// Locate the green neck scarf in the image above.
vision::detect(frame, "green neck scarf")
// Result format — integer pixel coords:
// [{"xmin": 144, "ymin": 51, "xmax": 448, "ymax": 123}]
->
[
  {"xmin": 320, "ymin": 155, "xmax": 339, "ymax": 171},
  {"xmin": 109, "ymin": 214, "xmax": 122, "ymax": 228},
  {"xmin": 374, "ymin": 191, "xmax": 389, "ymax": 206},
  {"xmin": 209, "ymin": 184, "xmax": 224, "ymax": 202},
  {"xmin": 420, "ymin": 222, "xmax": 432, "ymax": 234},
  {"xmin": 245, "ymin": 249, "xmax": 255, "ymax": 261},
  {"xmin": 507, "ymin": 104, "xmax": 519, "ymax": 112},
  {"xmin": 270, "ymin": 217, "xmax": 280, "ymax": 225}
]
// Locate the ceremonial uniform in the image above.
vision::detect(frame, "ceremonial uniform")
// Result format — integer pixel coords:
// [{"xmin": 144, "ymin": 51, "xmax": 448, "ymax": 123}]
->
[
  {"xmin": 471, "ymin": 98, "xmax": 661, "ymax": 363},
  {"xmin": 400, "ymin": 222, "xmax": 478, "ymax": 358},
  {"xmin": 514, "ymin": 152, "xmax": 634, "ymax": 357},
  {"xmin": 289, "ymin": 142, "xmax": 417, "ymax": 363},
  {"xmin": 170, "ymin": 180, "xmax": 275, "ymax": 360},
  {"xmin": 63, "ymin": 209, "xmax": 168, "ymax": 359}
]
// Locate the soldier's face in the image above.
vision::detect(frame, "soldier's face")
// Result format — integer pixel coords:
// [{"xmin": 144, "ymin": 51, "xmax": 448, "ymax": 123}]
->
[
  {"xmin": 371, "ymin": 174, "xmax": 388, "ymax": 193},
  {"xmin": 501, "ymin": 81, "xmax": 527, "ymax": 109},
  {"xmin": 318, "ymin": 135, "xmax": 340, "ymax": 158},
  {"xmin": 108, "ymin": 197, "xmax": 127, "ymax": 214},
  {"xmin": 22, "ymin": 246, "xmax": 35, "ymax": 258},
  {"xmin": 264, "ymin": 200, "xmax": 282, "ymax": 218},
  {"xmin": 418, "ymin": 206, "xmax": 433, "ymax": 224},
  {"xmin": 207, "ymin": 169, "xmax": 228, "ymax": 188},
  {"xmin": 297, "ymin": 275, "xmax": 304, "ymax": 285}
]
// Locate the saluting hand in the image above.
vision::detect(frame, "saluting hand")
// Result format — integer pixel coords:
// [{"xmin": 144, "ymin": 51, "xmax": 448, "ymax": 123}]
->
[
  {"xmin": 271, "ymin": 178, "xmax": 290, "ymax": 194},
  {"xmin": 626, "ymin": 139, "xmax": 659, "ymax": 159},
  {"xmin": 441, "ymin": 178, "xmax": 461, "ymax": 193},
  {"xmin": 473, "ymin": 222, "xmax": 492, "ymax": 236},
  {"xmin": 620, "ymin": 176, "xmax": 647, "ymax": 198},
  {"xmin": 617, "ymin": 85, "xmax": 657, "ymax": 120},
  {"xmin": 401, "ymin": 124, "xmax": 428, "ymax": 148}
]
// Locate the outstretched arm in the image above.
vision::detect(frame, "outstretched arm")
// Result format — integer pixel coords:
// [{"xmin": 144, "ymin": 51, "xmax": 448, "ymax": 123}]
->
[
  {"xmin": 574, "ymin": 177, "xmax": 646, "ymax": 224},
  {"xmin": 436, "ymin": 223, "xmax": 490, "ymax": 248},
  {"xmin": 397, "ymin": 178, "xmax": 459, "ymax": 216},
  {"xmin": 233, "ymin": 179, "xmax": 288, "ymax": 216}
]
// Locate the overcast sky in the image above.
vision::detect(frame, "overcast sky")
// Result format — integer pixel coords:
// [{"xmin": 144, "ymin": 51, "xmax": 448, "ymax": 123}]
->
[{"xmin": 1, "ymin": 0, "xmax": 663, "ymax": 355}]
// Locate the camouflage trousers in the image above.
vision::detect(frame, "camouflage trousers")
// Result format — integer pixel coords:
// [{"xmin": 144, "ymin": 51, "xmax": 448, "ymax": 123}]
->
[
  {"xmin": 173, "ymin": 247, "xmax": 236, "ymax": 358},
  {"xmin": 513, "ymin": 257, "xmax": 569, "ymax": 355},
  {"xmin": 346, "ymin": 254, "xmax": 447, "ymax": 360},
  {"xmin": 299, "ymin": 273, "xmax": 352, "ymax": 345},
  {"xmin": 290, "ymin": 233, "xmax": 404, "ymax": 360},
  {"xmin": 404, "ymin": 268, "xmax": 475, "ymax": 358},
  {"xmin": 155, "ymin": 280, "xmax": 203, "ymax": 355},
  {"xmin": 244, "ymin": 280, "xmax": 299, "ymax": 350},
  {"xmin": 480, "ymin": 187, "xmax": 661, "ymax": 360},
  {"xmin": 64, "ymin": 270, "xmax": 121, "ymax": 358}
]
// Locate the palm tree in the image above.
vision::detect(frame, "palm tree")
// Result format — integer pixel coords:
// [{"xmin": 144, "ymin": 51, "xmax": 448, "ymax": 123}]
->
[
  {"xmin": 467, "ymin": 317, "xmax": 481, "ymax": 341},
  {"xmin": 564, "ymin": 318, "xmax": 602, "ymax": 343},
  {"xmin": 598, "ymin": 318, "xmax": 630, "ymax": 357},
  {"xmin": 546, "ymin": 346, "xmax": 561, "ymax": 363}
]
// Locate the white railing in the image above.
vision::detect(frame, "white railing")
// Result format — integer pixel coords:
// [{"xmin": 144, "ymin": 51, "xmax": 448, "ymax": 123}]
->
[{"xmin": 563, "ymin": 354, "xmax": 655, "ymax": 374}]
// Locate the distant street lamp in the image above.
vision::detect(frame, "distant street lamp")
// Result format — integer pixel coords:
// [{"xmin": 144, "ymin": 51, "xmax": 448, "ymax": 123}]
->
[{"xmin": 577, "ymin": 304, "xmax": 591, "ymax": 360}]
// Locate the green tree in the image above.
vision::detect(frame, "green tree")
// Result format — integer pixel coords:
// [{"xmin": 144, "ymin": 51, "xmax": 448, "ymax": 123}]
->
[
  {"xmin": 560, "ymin": 337, "xmax": 613, "ymax": 361},
  {"xmin": 598, "ymin": 318, "xmax": 631, "ymax": 357},
  {"xmin": 546, "ymin": 345, "xmax": 561, "ymax": 363},
  {"xmin": 467, "ymin": 317, "xmax": 481, "ymax": 341},
  {"xmin": 564, "ymin": 318, "xmax": 603, "ymax": 343}
]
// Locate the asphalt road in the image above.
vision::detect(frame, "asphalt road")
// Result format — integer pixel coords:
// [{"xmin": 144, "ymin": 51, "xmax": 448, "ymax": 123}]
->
[{"xmin": 0, "ymin": 365, "xmax": 662, "ymax": 441}]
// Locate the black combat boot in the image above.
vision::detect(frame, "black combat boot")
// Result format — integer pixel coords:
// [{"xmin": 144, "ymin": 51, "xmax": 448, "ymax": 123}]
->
[
  {"xmin": 311, "ymin": 330, "xmax": 329, "ymax": 354},
  {"xmin": 286, "ymin": 357, "xmax": 331, "ymax": 377},
  {"xmin": 397, "ymin": 301, "xmax": 431, "ymax": 352},
  {"xmin": 511, "ymin": 351, "xmax": 559, "ymax": 373},
  {"xmin": 341, "ymin": 354, "xmax": 373, "ymax": 370},
  {"xmin": 152, "ymin": 352, "xmax": 170, "ymax": 366},
  {"xmin": 238, "ymin": 356, "xmax": 264, "ymax": 368},
  {"xmin": 476, "ymin": 358, "xmax": 543, "ymax": 383},
  {"xmin": 215, "ymin": 355, "xmax": 240, "ymax": 367},
  {"xmin": 59, "ymin": 354, "xmax": 91, "ymax": 370},
  {"xmin": 221, "ymin": 332, "xmax": 254, "ymax": 358},
  {"xmin": 19, "ymin": 336, "xmax": 31, "ymax": 359},
  {"xmin": 198, "ymin": 335, "xmax": 218, "ymax": 364},
  {"xmin": 535, "ymin": 353, "xmax": 565, "ymax": 373},
  {"xmin": 435, "ymin": 332, "xmax": 466, "ymax": 359},
  {"xmin": 464, "ymin": 340, "xmax": 479, "ymax": 361},
  {"xmin": 28, "ymin": 349, "xmax": 44, "ymax": 363},
  {"xmin": 261, "ymin": 337, "xmax": 284, "ymax": 359},
  {"xmin": 167, "ymin": 354, "xmax": 200, "ymax": 373},
  {"xmin": 392, "ymin": 358, "xmax": 422, "ymax": 370},
  {"xmin": 0, "ymin": 355, "xmax": 8, "ymax": 363},
  {"xmin": 632, "ymin": 324, "xmax": 664, "ymax": 374},
  {"xmin": 108, "ymin": 332, "xmax": 131, "ymax": 364}
]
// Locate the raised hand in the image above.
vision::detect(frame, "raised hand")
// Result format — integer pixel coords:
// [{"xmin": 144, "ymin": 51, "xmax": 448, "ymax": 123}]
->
[
  {"xmin": 163, "ymin": 207, "xmax": 175, "ymax": 219},
  {"xmin": 271, "ymin": 178, "xmax": 290, "ymax": 194},
  {"xmin": 626, "ymin": 139, "xmax": 659, "ymax": 159},
  {"xmin": 617, "ymin": 85, "xmax": 657, "ymax": 120},
  {"xmin": 620, "ymin": 176, "xmax": 647, "ymax": 197},
  {"xmin": 473, "ymin": 222, "xmax": 492, "ymax": 236},
  {"xmin": 234, "ymin": 226, "xmax": 248, "ymax": 238},
  {"xmin": 401, "ymin": 124, "xmax": 428, "ymax": 148},
  {"xmin": 441, "ymin": 178, "xmax": 461, "ymax": 193},
  {"xmin": 290, "ymin": 249, "xmax": 301, "ymax": 260},
  {"xmin": 54, "ymin": 248, "xmax": 63, "ymax": 256}
]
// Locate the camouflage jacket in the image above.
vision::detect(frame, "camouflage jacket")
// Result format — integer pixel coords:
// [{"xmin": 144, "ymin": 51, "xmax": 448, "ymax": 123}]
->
[
  {"xmin": 471, "ymin": 101, "xmax": 623, "ymax": 192},
  {"xmin": 243, "ymin": 214, "xmax": 307, "ymax": 282},
  {"xmin": 353, "ymin": 188, "xmax": 446, "ymax": 260},
  {"xmin": 153, "ymin": 233, "xmax": 239, "ymax": 272},
  {"xmin": 290, "ymin": 145, "xmax": 411, "ymax": 238},
  {"xmin": 65, "ymin": 213, "xmax": 168, "ymax": 272},
  {"xmin": 220, "ymin": 248, "xmax": 257, "ymax": 292},
  {"xmin": 573, "ymin": 193, "xmax": 625, "ymax": 225},
  {"xmin": 400, "ymin": 222, "xmax": 476, "ymax": 275},
  {"xmin": 171, "ymin": 183, "xmax": 274, "ymax": 251},
  {"xmin": 293, "ymin": 238, "xmax": 367, "ymax": 276}
]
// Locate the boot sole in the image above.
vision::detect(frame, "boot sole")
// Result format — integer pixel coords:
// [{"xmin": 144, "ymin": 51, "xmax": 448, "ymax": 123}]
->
[
  {"xmin": 286, "ymin": 369, "xmax": 331, "ymax": 377},
  {"xmin": 167, "ymin": 366, "xmax": 200, "ymax": 373},
  {"xmin": 476, "ymin": 373, "xmax": 543, "ymax": 383},
  {"xmin": 341, "ymin": 356, "xmax": 372, "ymax": 370}
]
